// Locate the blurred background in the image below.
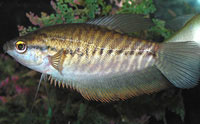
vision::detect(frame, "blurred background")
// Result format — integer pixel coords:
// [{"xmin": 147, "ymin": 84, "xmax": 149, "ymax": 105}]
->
[{"xmin": 0, "ymin": 0, "xmax": 200, "ymax": 124}]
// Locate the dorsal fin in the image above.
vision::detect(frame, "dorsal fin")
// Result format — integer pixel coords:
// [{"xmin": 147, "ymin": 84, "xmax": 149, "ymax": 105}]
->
[
  {"xmin": 78, "ymin": 66, "xmax": 171, "ymax": 102},
  {"xmin": 86, "ymin": 14, "xmax": 153, "ymax": 34}
]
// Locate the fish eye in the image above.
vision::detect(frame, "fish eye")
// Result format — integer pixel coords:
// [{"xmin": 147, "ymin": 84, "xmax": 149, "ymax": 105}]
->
[{"xmin": 15, "ymin": 41, "xmax": 27, "ymax": 53}]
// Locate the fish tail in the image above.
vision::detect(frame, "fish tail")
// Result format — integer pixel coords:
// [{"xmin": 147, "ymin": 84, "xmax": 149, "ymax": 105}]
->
[{"xmin": 156, "ymin": 41, "xmax": 200, "ymax": 88}]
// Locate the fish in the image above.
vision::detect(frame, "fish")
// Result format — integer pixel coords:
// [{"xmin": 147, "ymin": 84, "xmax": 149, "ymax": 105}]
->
[
  {"xmin": 3, "ymin": 14, "xmax": 200, "ymax": 102},
  {"xmin": 165, "ymin": 14, "xmax": 200, "ymax": 46}
]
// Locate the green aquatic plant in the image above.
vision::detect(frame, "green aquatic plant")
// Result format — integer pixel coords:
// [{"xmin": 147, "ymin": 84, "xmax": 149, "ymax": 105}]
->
[
  {"xmin": 149, "ymin": 19, "xmax": 173, "ymax": 40},
  {"xmin": 18, "ymin": 0, "xmax": 171, "ymax": 40},
  {"xmin": 18, "ymin": 0, "xmax": 112, "ymax": 36},
  {"xmin": 117, "ymin": 0, "xmax": 156, "ymax": 14}
]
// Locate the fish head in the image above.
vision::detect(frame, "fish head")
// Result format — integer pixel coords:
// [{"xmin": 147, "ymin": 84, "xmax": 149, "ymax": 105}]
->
[{"xmin": 3, "ymin": 32, "xmax": 51, "ymax": 73}]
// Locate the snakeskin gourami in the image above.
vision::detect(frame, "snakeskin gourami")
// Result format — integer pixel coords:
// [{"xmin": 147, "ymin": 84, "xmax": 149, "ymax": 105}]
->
[{"xmin": 3, "ymin": 14, "xmax": 200, "ymax": 102}]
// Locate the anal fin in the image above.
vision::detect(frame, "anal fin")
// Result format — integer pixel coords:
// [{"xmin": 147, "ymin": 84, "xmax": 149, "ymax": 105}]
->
[{"xmin": 74, "ymin": 66, "xmax": 171, "ymax": 102}]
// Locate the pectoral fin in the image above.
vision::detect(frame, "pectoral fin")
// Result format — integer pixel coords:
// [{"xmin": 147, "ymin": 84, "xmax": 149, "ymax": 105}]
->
[{"xmin": 48, "ymin": 49, "xmax": 66, "ymax": 74}]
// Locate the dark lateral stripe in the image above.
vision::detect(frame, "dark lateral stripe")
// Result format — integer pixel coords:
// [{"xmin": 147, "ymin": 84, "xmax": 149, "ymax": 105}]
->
[
  {"xmin": 92, "ymin": 48, "xmax": 97, "ymax": 55},
  {"xmin": 107, "ymin": 49, "xmax": 113, "ymax": 54},
  {"xmin": 116, "ymin": 49, "xmax": 124, "ymax": 55},
  {"xmin": 100, "ymin": 48, "xmax": 104, "ymax": 55},
  {"xmin": 28, "ymin": 45, "xmax": 57, "ymax": 51},
  {"xmin": 86, "ymin": 48, "xmax": 89, "ymax": 56},
  {"xmin": 130, "ymin": 50, "xmax": 134, "ymax": 55}
]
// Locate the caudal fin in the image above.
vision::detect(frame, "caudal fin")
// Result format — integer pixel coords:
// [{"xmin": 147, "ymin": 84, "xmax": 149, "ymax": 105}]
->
[{"xmin": 156, "ymin": 41, "xmax": 200, "ymax": 88}]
